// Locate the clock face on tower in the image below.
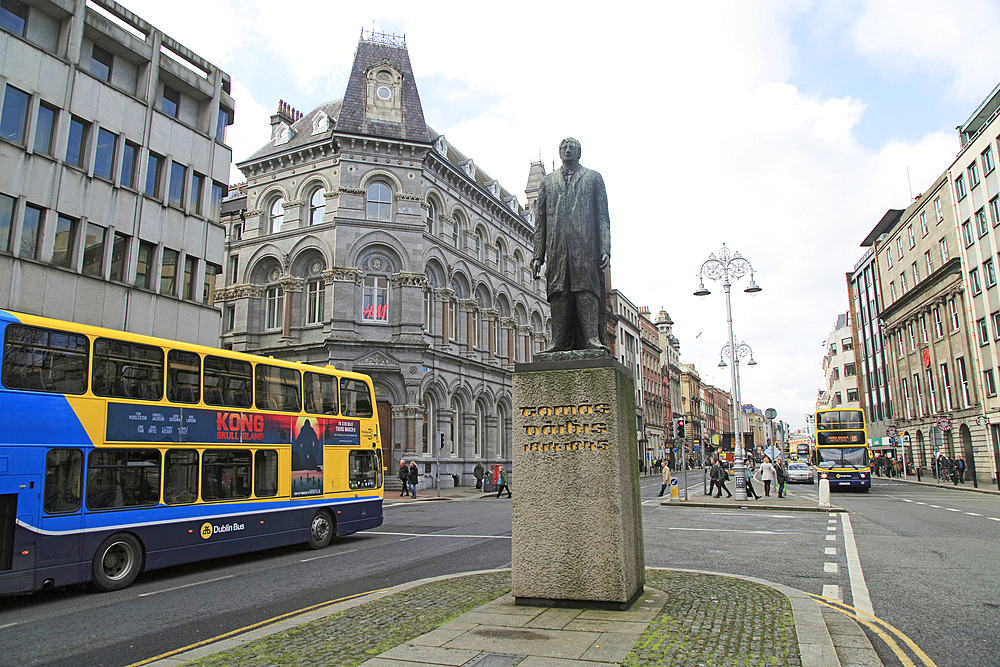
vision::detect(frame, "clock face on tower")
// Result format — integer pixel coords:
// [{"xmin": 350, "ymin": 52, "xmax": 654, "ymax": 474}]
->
[{"xmin": 376, "ymin": 86, "xmax": 392, "ymax": 101}]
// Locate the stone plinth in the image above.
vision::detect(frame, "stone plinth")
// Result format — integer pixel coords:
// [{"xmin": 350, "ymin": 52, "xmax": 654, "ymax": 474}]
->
[{"xmin": 511, "ymin": 357, "xmax": 645, "ymax": 610}]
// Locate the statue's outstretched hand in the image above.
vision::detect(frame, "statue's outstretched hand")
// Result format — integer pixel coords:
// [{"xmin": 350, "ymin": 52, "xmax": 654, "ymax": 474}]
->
[
  {"xmin": 531, "ymin": 259, "xmax": 542, "ymax": 279},
  {"xmin": 600, "ymin": 253, "xmax": 610, "ymax": 269}
]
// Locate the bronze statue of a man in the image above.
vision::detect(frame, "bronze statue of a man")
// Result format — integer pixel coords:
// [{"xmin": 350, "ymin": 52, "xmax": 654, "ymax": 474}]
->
[{"xmin": 531, "ymin": 138, "xmax": 611, "ymax": 355}]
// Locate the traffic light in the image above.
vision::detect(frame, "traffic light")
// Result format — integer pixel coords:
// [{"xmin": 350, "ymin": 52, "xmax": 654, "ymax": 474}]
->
[{"xmin": 676, "ymin": 418, "xmax": 685, "ymax": 440}]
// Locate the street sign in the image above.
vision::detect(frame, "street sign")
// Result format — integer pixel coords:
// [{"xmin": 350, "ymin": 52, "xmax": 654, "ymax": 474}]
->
[{"xmin": 765, "ymin": 408, "xmax": 777, "ymax": 419}]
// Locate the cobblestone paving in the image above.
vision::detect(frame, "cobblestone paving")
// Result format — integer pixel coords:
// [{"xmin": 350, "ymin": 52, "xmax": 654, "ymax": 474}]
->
[
  {"xmin": 185, "ymin": 571, "xmax": 512, "ymax": 667},
  {"xmin": 624, "ymin": 571, "xmax": 800, "ymax": 667}
]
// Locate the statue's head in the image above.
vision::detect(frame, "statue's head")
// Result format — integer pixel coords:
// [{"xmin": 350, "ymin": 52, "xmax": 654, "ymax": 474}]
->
[{"xmin": 559, "ymin": 137, "xmax": 581, "ymax": 161}]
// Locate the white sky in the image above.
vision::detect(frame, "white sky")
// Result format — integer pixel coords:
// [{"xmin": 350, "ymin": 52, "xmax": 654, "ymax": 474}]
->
[{"xmin": 123, "ymin": 0, "xmax": 1000, "ymax": 430}]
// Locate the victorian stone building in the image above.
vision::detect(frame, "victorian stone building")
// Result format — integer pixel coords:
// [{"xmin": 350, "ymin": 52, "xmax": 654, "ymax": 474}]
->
[{"xmin": 216, "ymin": 32, "xmax": 548, "ymax": 487}]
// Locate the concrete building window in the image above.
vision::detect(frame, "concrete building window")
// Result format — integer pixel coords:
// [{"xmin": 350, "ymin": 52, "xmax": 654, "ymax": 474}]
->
[
  {"xmin": 513, "ymin": 253, "xmax": 522, "ymax": 284},
  {"xmin": 422, "ymin": 394, "xmax": 434, "ymax": 454},
  {"xmin": 51, "ymin": 215, "xmax": 77, "ymax": 268},
  {"xmin": 20, "ymin": 204, "xmax": 41, "ymax": 259},
  {"xmin": 0, "ymin": 193, "xmax": 12, "ymax": 252},
  {"xmin": 950, "ymin": 298, "xmax": 960, "ymax": 331},
  {"xmin": 120, "ymin": 140, "xmax": 138, "ymax": 189},
  {"xmin": 65, "ymin": 117, "xmax": 89, "ymax": 169},
  {"xmin": 970, "ymin": 268, "xmax": 981, "ymax": 295},
  {"xmin": 993, "ymin": 311, "xmax": 1000, "ymax": 341},
  {"xmin": 900, "ymin": 271, "xmax": 907, "ymax": 293},
  {"xmin": 920, "ymin": 211, "xmax": 928, "ymax": 236},
  {"xmin": 896, "ymin": 237, "xmax": 903, "ymax": 259},
  {"xmin": 308, "ymin": 186, "xmax": 325, "ymax": 225},
  {"xmin": 224, "ymin": 305, "xmax": 235, "ymax": 332},
  {"xmin": 984, "ymin": 369, "xmax": 996, "ymax": 398},
  {"xmin": 844, "ymin": 363, "xmax": 856, "ymax": 376},
  {"xmin": 305, "ymin": 279, "xmax": 323, "ymax": 324},
  {"xmin": 160, "ymin": 248, "xmax": 178, "ymax": 295},
  {"xmin": 941, "ymin": 362, "xmax": 954, "ymax": 410},
  {"xmin": 925, "ymin": 250, "xmax": 933, "ymax": 275},
  {"xmin": 977, "ymin": 317, "xmax": 988, "ymax": 346},
  {"xmin": 190, "ymin": 172, "xmax": 205, "ymax": 214},
  {"xmin": 94, "ymin": 128, "xmax": 116, "ymax": 181},
  {"xmin": 81, "ymin": 223, "xmax": 105, "ymax": 278},
  {"xmin": 987, "ymin": 259, "xmax": 997, "ymax": 288},
  {"xmin": 145, "ymin": 152, "xmax": 163, "ymax": 198},
  {"xmin": 921, "ymin": 316, "xmax": 929, "ymax": 343},
  {"xmin": 913, "ymin": 374, "xmax": 923, "ymax": 415},
  {"xmin": 265, "ymin": 285, "xmax": 283, "ymax": 330},
  {"xmin": 161, "ymin": 85, "xmax": 180, "ymax": 118},
  {"xmin": 0, "ymin": 0, "xmax": 28, "ymax": 36},
  {"xmin": 912, "ymin": 262, "xmax": 919, "ymax": 284},
  {"xmin": 203, "ymin": 263, "xmax": 219, "ymax": 305},
  {"xmin": 925, "ymin": 369, "xmax": 937, "ymax": 413},
  {"xmin": 109, "ymin": 232, "xmax": 127, "ymax": 282},
  {"xmin": 934, "ymin": 197, "xmax": 943, "ymax": 222},
  {"xmin": 450, "ymin": 397, "xmax": 460, "ymax": 456},
  {"xmin": 89, "ymin": 43, "xmax": 113, "ymax": 82},
  {"xmin": 210, "ymin": 182, "xmax": 225, "ymax": 221},
  {"xmin": 940, "ymin": 238, "xmax": 948, "ymax": 262},
  {"xmin": 216, "ymin": 107, "xmax": 231, "ymax": 143},
  {"xmin": 902, "ymin": 378, "xmax": 911, "ymax": 419},
  {"xmin": 847, "ymin": 388, "xmax": 858, "ymax": 403},
  {"xmin": 422, "ymin": 288, "xmax": 432, "ymax": 331},
  {"xmin": 934, "ymin": 308, "xmax": 943, "ymax": 337},
  {"xmin": 984, "ymin": 145, "xmax": 996, "ymax": 173},
  {"xmin": 886, "ymin": 251, "xmax": 892, "ymax": 269},
  {"xmin": 475, "ymin": 230, "xmax": 484, "ymax": 262},
  {"xmin": 168, "ymin": 161, "xmax": 186, "ymax": 208},
  {"xmin": 958, "ymin": 357, "xmax": 970, "ymax": 407},
  {"xmin": 426, "ymin": 200, "xmax": 436, "ymax": 234},
  {"xmin": 0, "ymin": 85, "xmax": 29, "ymax": 144},
  {"xmin": 991, "ymin": 197, "xmax": 1000, "ymax": 227},
  {"xmin": 961, "ymin": 220, "xmax": 973, "ymax": 247},
  {"xmin": 182, "ymin": 255, "xmax": 196, "ymax": 300},
  {"xmin": 228, "ymin": 254, "xmax": 239, "ymax": 284},
  {"xmin": 956, "ymin": 174, "xmax": 967, "ymax": 200},
  {"xmin": 452, "ymin": 214, "xmax": 463, "ymax": 248},
  {"xmin": 268, "ymin": 196, "xmax": 284, "ymax": 234},
  {"xmin": 907, "ymin": 322, "xmax": 915, "ymax": 350},
  {"xmin": 907, "ymin": 225, "xmax": 915, "ymax": 248},
  {"xmin": 362, "ymin": 275, "xmax": 388, "ymax": 322},
  {"xmin": 134, "ymin": 241, "xmax": 154, "ymax": 289},
  {"xmin": 969, "ymin": 160, "xmax": 980, "ymax": 188},
  {"xmin": 33, "ymin": 102, "xmax": 56, "ymax": 155},
  {"xmin": 366, "ymin": 182, "xmax": 391, "ymax": 222},
  {"xmin": 890, "ymin": 281, "xmax": 896, "ymax": 302},
  {"xmin": 977, "ymin": 208, "xmax": 989, "ymax": 237}
]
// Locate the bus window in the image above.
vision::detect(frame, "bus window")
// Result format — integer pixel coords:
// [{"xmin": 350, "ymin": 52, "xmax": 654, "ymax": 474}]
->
[
  {"xmin": 254, "ymin": 450, "xmax": 278, "ymax": 497},
  {"xmin": 255, "ymin": 364, "xmax": 301, "ymax": 412},
  {"xmin": 86, "ymin": 449, "xmax": 160, "ymax": 510},
  {"xmin": 2, "ymin": 324, "xmax": 88, "ymax": 394},
  {"xmin": 348, "ymin": 450, "xmax": 379, "ymax": 489},
  {"xmin": 304, "ymin": 371, "xmax": 338, "ymax": 414},
  {"xmin": 202, "ymin": 450, "xmax": 251, "ymax": 500},
  {"xmin": 43, "ymin": 449, "xmax": 83, "ymax": 514},
  {"xmin": 92, "ymin": 338, "xmax": 163, "ymax": 401},
  {"xmin": 167, "ymin": 350, "xmax": 200, "ymax": 404},
  {"xmin": 163, "ymin": 450, "xmax": 199, "ymax": 504},
  {"xmin": 340, "ymin": 378, "xmax": 373, "ymax": 418},
  {"xmin": 203, "ymin": 355, "xmax": 252, "ymax": 408}
]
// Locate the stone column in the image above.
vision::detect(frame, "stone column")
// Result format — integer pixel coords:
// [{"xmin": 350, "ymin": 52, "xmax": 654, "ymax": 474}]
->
[
  {"xmin": 501, "ymin": 317, "xmax": 517, "ymax": 364},
  {"xmin": 534, "ymin": 331, "xmax": 548, "ymax": 355},
  {"xmin": 484, "ymin": 308, "xmax": 499, "ymax": 360},
  {"xmin": 326, "ymin": 267, "xmax": 362, "ymax": 341},
  {"xmin": 519, "ymin": 325, "xmax": 534, "ymax": 364},
  {"xmin": 278, "ymin": 276, "xmax": 304, "ymax": 340},
  {"xmin": 436, "ymin": 288, "xmax": 454, "ymax": 350},
  {"xmin": 460, "ymin": 299, "xmax": 478, "ymax": 355},
  {"xmin": 484, "ymin": 414, "xmax": 499, "ymax": 460},
  {"xmin": 321, "ymin": 269, "xmax": 336, "ymax": 334}
]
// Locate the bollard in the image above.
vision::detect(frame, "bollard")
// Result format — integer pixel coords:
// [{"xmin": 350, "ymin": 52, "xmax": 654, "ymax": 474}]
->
[
  {"xmin": 916, "ymin": 467, "xmax": 921, "ymax": 482},
  {"xmin": 669, "ymin": 477, "xmax": 680, "ymax": 502},
  {"xmin": 818, "ymin": 478, "xmax": 831, "ymax": 508}
]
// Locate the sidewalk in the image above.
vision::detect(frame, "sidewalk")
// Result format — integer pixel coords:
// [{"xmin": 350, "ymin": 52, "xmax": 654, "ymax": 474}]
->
[
  {"xmin": 887, "ymin": 472, "xmax": 1000, "ymax": 495},
  {"xmin": 146, "ymin": 568, "xmax": 882, "ymax": 667},
  {"xmin": 658, "ymin": 474, "xmax": 846, "ymax": 512}
]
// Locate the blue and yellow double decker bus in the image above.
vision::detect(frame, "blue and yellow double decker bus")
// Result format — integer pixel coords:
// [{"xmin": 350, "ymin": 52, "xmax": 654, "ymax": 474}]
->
[
  {"xmin": 0, "ymin": 310, "xmax": 383, "ymax": 595},
  {"xmin": 814, "ymin": 408, "xmax": 870, "ymax": 490}
]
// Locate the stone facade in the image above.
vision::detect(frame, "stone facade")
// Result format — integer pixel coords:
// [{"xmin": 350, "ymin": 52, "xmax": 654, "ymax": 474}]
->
[
  {"xmin": 0, "ymin": 0, "xmax": 233, "ymax": 345},
  {"xmin": 218, "ymin": 32, "xmax": 549, "ymax": 486}
]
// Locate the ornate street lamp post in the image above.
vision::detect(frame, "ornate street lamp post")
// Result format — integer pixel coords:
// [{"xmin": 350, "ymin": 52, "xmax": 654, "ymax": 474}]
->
[
  {"xmin": 719, "ymin": 339, "xmax": 756, "ymax": 468},
  {"xmin": 695, "ymin": 244, "xmax": 761, "ymax": 501}
]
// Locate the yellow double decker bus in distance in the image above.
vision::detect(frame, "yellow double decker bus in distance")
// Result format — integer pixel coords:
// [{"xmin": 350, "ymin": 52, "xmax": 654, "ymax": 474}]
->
[
  {"xmin": 814, "ymin": 408, "xmax": 871, "ymax": 491},
  {"xmin": 0, "ymin": 310, "xmax": 383, "ymax": 595}
]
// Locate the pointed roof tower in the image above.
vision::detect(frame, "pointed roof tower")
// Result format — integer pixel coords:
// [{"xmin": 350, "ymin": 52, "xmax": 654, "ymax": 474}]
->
[
  {"xmin": 337, "ymin": 30, "xmax": 430, "ymax": 142},
  {"xmin": 524, "ymin": 159, "xmax": 546, "ymax": 213}
]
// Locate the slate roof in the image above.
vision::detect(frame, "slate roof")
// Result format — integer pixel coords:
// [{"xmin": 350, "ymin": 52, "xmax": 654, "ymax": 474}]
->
[{"xmin": 242, "ymin": 100, "xmax": 343, "ymax": 163}]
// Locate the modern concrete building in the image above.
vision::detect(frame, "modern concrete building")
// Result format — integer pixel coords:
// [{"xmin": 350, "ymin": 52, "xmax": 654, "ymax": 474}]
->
[
  {"xmin": 638, "ymin": 306, "xmax": 664, "ymax": 464},
  {"xmin": 609, "ymin": 289, "xmax": 645, "ymax": 469},
  {"xmin": 216, "ymin": 32, "xmax": 548, "ymax": 488},
  {"xmin": 874, "ymin": 174, "xmax": 983, "ymax": 476},
  {"xmin": 0, "ymin": 0, "xmax": 233, "ymax": 345},
  {"xmin": 816, "ymin": 313, "xmax": 862, "ymax": 413}
]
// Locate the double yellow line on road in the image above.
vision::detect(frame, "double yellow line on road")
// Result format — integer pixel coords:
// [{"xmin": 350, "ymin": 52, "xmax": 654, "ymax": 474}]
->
[{"xmin": 809, "ymin": 593, "xmax": 937, "ymax": 667}]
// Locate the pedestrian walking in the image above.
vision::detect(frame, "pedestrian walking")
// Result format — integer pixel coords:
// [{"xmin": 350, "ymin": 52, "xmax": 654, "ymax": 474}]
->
[
  {"xmin": 760, "ymin": 456, "xmax": 775, "ymax": 497},
  {"xmin": 495, "ymin": 467, "xmax": 511, "ymax": 498},
  {"xmin": 658, "ymin": 463, "xmax": 671, "ymax": 497},
  {"xmin": 473, "ymin": 461, "xmax": 485, "ymax": 490},
  {"xmin": 708, "ymin": 458, "xmax": 720, "ymax": 497},
  {"xmin": 714, "ymin": 459, "xmax": 732, "ymax": 498},
  {"xmin": 955, "ymin": 455, "xmax": 967, "ymax": 484},
  {"xmin": 775, "ymin": 458, "xmax": 786, "ymax": 498},
  {"xmin": 398, "ymin": 460, "xmax": 408, "ymax": 497},
  {"xmin": 744, "ymin": 459, "xmax": 760, "ymax": 500},
  {"xmin": 407, "ymin": 461, "xmax": 418, "ymax": 498}
]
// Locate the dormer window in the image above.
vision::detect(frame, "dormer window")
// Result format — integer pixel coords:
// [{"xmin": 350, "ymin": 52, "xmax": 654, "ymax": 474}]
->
[
  {"xmin": 365, "ymin": 63, "xmax": 402, "ymax": 124},
  {"xmin": 274, "ymin": 121, "xmax": 295, "ymax": 146},
  {"xmin": 312, "ymin": 110, "xmax": 331, "ymax": 135}
]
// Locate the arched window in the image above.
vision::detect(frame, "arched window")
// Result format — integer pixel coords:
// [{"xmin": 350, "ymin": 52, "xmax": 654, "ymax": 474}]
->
[
  {"xmin": 451, "ymin": 397, "xmax": 460, "ymax": 456},
  {"xmin": 423, "ymin": 288, "xmax": 433, "ymax": 332},
  {"xmin": 475, "ymin": 229, "xmax": 484, "ymax": 261},
  {"xmin": 362, "ymin": 275, "xmax": 389, "ymax": 322},
  {"xmin": 422, "ymin": 394, "xmax": 434, "ymax": 454},
  {"xmin": 475, "ymin": 403, "xmax": 485, "ymax": 457},
  {"xmin": 269, "ymin": 197, "xmax": 284, "ymax": 234},
  {"xmin": 366, "ymin": 182, "xmax": 392, "ymax": 221},
  {"xmin": 452, "ymin": 214, "xmax": 463, "ymax": 248},
  {"xmin": 450, "ymin": 296, "xmax": 458, "ymax": 341},
  {"xmin": 427, "ymin": 200, "xmax": 437, "ymax": 235},
  {"xmin": 513, "ymin": 253, "xmax": 522, "ymax": 283},
  {"xmin": 265, "ymin": 285, "xmax": 283, "ymax": 329},
  {"xmin": 309, "ymin": 186, "xmax": 325, "ymax": 225}
]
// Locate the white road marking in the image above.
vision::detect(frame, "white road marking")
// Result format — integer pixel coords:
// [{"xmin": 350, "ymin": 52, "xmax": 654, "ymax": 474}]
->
[
  {"xmin": 826, "ymin": 535, "xmax": 837, "ymax": 541},
  {"xmin": 901, "ymin": 499, "xmax": 913, "ymax": 502},
  {"xmin": 825, "ymin": 547, "xmax": 837, "ymax": 555},
  {"xmin": 300, "ymin": 548, "xmax": 359, "ymax": 563},
  {"xmin": 841, "ymin": 513, "xmax": 874, "ymax": 616},
  {"xmin": 915, "ymin": 502, "xmax": 927, "ymax": 505},
  {"xmin": 667, "ymin": 527, "xmax": 802, "ymax": 535},
  {"xmin": 368, "ymin": 531, "xmax": 511, "ymax": 540},
  {"xmin": 828, "ymin": 519, "xmax": 838, "ymax": 524},
  {"xmin": 930, "ymin": 505, "xmax": 942, "ymax": 508},
  {"xmin": 945, "ymin": 508, "xmax": 961, "ymax": 512},
  {"xmin": 822, "ymin": 584, "xmax": 842, "ymax": 601},
  {"xmin": 966, "ymin": 513, "xmax": 982, "ymax": 516},
  {"xmin": 827, "ymin": 526, "xmax": 837, "ymax": 531},
  {"xmin": 989, "ymin": 517, "xmax": 1000, "ymax": 522},
  {"xmin": 824, "ymin": 562, "xmax": 839, "ymax": 573},
  {"xmin": 138, "ymin": 574, "xmax": 235, "ymax": 598}
]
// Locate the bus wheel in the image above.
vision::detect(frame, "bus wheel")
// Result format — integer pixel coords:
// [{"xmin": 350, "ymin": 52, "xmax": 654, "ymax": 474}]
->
[
  {"xmin": 91, "ymin": 533, "xmax": 143, "ymax": 592},
  {"xmin": 308, "ymin": 509, "xmax": 334, "ymax": 550}
]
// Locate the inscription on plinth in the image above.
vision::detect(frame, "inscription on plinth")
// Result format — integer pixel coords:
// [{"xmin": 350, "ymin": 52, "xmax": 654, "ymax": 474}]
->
[{"xmin": 511, "ymin": 358, "xmax": 645, "ymax": 610}]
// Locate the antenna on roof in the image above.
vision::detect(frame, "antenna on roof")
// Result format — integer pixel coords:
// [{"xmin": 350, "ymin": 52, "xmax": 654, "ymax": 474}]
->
[{"xmin": 907, "ymin": 167, "xmax": 914, "ymax": 202}]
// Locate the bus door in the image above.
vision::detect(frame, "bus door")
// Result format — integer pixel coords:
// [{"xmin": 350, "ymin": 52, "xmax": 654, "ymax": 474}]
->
[
  {"xmin": 376, "ymin": 401, "xmax": 392, "ymax": 477},
  {"xmin": 38, "ymin": 448, "xmax": 83, "ymax": 569},
  {"xmin": 0, "ymin": 449, "xmax": 43, "ymax": 579}
]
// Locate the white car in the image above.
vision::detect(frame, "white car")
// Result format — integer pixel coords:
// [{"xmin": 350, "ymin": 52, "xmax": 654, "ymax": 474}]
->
[{"xmin": 785, "ymin": 462, "xmax": 815, "ymax": 484}]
